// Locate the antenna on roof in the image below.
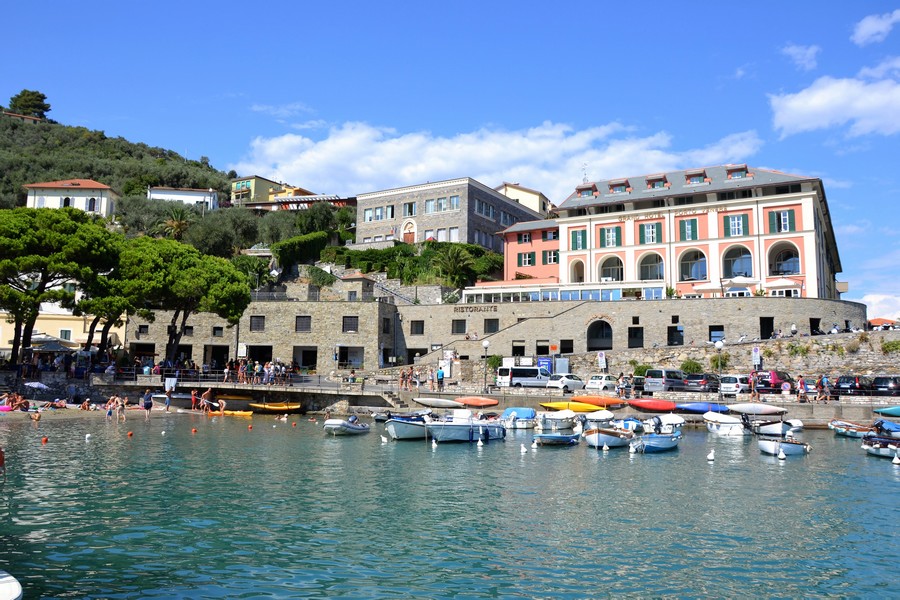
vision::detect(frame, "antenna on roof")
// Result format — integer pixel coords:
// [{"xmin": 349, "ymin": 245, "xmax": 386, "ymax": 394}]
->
[{"xmin": 582, "ymin": 163, "xmax": 589, "ymax": 184}]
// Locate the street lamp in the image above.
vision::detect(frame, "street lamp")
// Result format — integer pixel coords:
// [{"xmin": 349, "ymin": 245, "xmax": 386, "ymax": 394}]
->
[
  {"xmin": 714, "ymin": 340, "xmax": 724, "ymax": 403},
  {"xmin": 482, "ymin": 339, "xmax": 491, "ymax": 393}
]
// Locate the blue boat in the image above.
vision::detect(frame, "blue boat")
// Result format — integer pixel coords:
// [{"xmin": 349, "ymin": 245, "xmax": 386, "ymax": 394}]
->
[
  {"xmin": 874, "ymin": 419, "xmax": 900, "ymax": 438},
  {"xmin": 676, "ymin": 402, "xmax": 729, "ymax": 414},
  {"xmin": 532, "ymin": 432, "xmax": 581, "ymax": 446},
  {"xmin": 873, "ymin": 406, "xmax": 900, "ymax": 417},
  {"xmin": 629, "ymin": 432, "xmax": 683, "ymax": 453}
]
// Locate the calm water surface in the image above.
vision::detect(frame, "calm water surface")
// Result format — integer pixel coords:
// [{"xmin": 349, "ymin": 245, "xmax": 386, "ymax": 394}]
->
[{"xmin": 1, "ymin": 412, "xmax": 898, "ymax": 598}]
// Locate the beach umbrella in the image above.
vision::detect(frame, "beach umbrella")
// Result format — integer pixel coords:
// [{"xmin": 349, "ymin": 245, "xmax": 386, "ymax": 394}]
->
[
  {"xmin": 32, "ymin": 341, "xmax": 75, "ymax": 353},
  {"xmin": 23, "ymin": 380, "xmax": 51, "ymax": 400}
]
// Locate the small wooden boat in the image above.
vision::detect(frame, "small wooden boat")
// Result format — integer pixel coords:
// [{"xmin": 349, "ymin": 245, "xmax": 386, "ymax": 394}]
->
[
  {"xmin": 703, "ymin": 411, "xmax": 750, "ymax": 436},
  {"xmin": 248, "ymin": 402, "xmax": 304, "ymax": 413},
  {"xmin": 628, "ymin": 399, "xmax": 677, "ymax": 413},
  {"xmin": 873, "ymin": 406, "xmax": 900, "ymax": 417},
  {"xmin": 323, "ymin": 417, "xmax": 370, "ymax": 436},
  {"xmin": 572, "ymin": 395, "xmax": 626, "ymax": 408},
  {"xmin": 532, "ymin": 432, "xmax": 581, "ymax": 446},
  {"xmin": 630, "ymin": 432, "xmax": 683, "ymax": 453},
  {"xmin": 758, "ymin": 436, "xmax": 810, "ymax": 456},
  {"xmin": 583, "ymin": 427, "xmax": 634, "ymax": 448},
  {"xmin": 413, "ymin": 397, "xmax": 464, "ymax": 409},
  {"xmin": 676, "ymin": 402, "xmax": 729, "ymax": 414},
  {"xmin": 828, "ymin": 419, "xmax": 873, "ymax": 438},
  {"xmin": 727, "ymin": 403, "xmax": 787, "ymax": 416},
  {"xmin": 860, "ymin": 435, "xmax": 899, "ymax": 458},
  {"xmin": 455, "ymin": 396, "xmax": 499, "ymax": 408},
  {"xmin": 540, "ymin": 401, "xmax": 604, "ymax": 413}
]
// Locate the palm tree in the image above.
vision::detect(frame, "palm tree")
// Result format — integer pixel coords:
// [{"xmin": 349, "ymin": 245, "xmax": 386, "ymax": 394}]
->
[
  {"xmin": 153, "ymin": 206, "xmax": 196, "ymax": 240},
  {"xmin": 433, "ymin": 245, "xmax": 474, "ymax": 289}
]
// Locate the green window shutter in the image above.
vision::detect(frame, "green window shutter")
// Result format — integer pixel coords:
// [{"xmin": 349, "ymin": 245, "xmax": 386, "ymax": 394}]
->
[
  {"xmin": 542, "ymin": 250, "xmax": 547, "ymax": 264},
  {"xmin": 769, "ymin": 211, "xmax": 778, "ymax": 233},
  {"xmin": 615, "ymin": 226, "xmax": 622, "ymax": 246},
  {"xmin": 517, "ymin": 233, "xmax": 523, "ymax": 244},
  {"xmin": 530, "ymin": 252, "xmax": 536, "ymax": 266},
  {"xmin": 571, "ymin": 230, "xmax": 577, "ymax": 250},
  {"xmin": 639, "ymin": 226, "xmax": 646, "ymax": 244},
  {"xmin": 599, "ymin": 229, "xmax": 606, "ymax": 248},
  {"xmin": 679, "ymin": 220, "xmax": 686, "ymax": 241},
  {"xmin": 741, "ymin": 214, "xmax": 748, "ymax": 235},
  {"xmin": 723, "ymin": 215, "xmax": 731, "ymax": 237},
  {"xmin": 788, "ymin": 209, "xmax": 795, "ymax": 231},
  {"xmin": 579, "ymin": 231, "xmax": 586, "ymax": 249},
  {"xmin": 691, "ymin": 219, "xmax": 698, "ymax": 240},
  {"xmin": 541, "ymin": 230, "xmax": 547, "ymax": 241},
  {"xmin": 655, "ymin": 222, "xmax": 662, "ymax": 243},
  {"xmin": 517, "ymin": 253, "xmax": 523, "ymax": 267}
]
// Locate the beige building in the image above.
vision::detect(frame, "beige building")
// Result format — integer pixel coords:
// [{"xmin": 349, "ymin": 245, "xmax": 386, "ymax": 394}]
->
[{"xmin": 495, "ymin": 181, "xmax": 553, "ymax": 217}]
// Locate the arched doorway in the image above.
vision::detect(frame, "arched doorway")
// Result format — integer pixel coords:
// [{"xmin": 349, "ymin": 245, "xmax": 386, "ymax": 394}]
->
[
  {"xmin": 570, "ymin": 259, "xmax": 585, "ymax": 283},
  {"xmin": 587, "ymin": 320, "xmax": 613, "ymax": 351},
  {"xmin": 402, "ymin": 221, "xmax": 416, "ymax": 244}
]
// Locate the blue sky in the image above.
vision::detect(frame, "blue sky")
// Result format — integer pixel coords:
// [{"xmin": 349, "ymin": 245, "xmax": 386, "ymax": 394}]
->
[{"xmin": 6, "ymin": 2, "xmax": 900, "ymax": 318}]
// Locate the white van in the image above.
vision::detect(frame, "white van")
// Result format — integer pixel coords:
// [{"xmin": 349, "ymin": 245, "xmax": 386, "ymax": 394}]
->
[
  {"xmin": 643, "ymin": 368, "xmax": 687, "ymax": 393},
  {"xmin": 496, "ymin": 366, "xmax": 552, "ymax": 388}
]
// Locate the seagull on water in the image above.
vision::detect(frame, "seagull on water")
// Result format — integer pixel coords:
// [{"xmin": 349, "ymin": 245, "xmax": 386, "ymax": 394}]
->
[
  {"xmin": 531, "ymin": 440, "xmax": 538, "ymax": 449},
  {"xmin": 520, "ymin": 443, "xmax": 528, "ymax": 453},
  {"xmin": 707, "ymin": 449, "xmax": 715, "ymax": 462}
]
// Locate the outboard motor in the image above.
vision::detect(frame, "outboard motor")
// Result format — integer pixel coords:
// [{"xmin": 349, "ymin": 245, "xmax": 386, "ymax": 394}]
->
[
  {"xmin": 652, "ymin": 416, "xmax": 662, "ymax": 434},
  {"xmin": 348, "ymin": 415, "xmax": 358, "ymax": 424}
]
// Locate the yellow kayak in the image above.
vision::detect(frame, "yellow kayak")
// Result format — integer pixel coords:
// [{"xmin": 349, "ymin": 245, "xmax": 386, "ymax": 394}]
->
[
  {"xmin": 248, "ymin": 402, "xmax": 303, "ymax": 413},
  {"xmin": 207, "ymin": 410, "xmax": 253, "ymax": 417},
  {"xmin": 540, "ymin": 401, "xmax": 603, "ymax": 413}
]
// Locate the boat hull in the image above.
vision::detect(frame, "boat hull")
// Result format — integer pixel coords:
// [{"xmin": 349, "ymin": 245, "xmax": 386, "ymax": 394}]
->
[
  {"xmin": 874, "ymin": 419, "xmax": 900, "ymax": 439},
  {"xmin": 758, "ymin": 437, "xmax": 810, "ymax": 456},
  {"xmin": 630, "ymin": 432, "xmax": 682, "ymax": 453},
  {"xmin": 703, "ymin": 411, "xmax": 749, "ymax": 436},
  {"xmin": 533, "ymin": 433, "xmax": 581, "ymax": 446},
  {"xmin": 728, "ymin": 403, "xmax": 787, "ymax": 416},
  {"xmin": 628, "ymin": 399, "xmax": 677, "ymax": 412},
  {"xmin": 752, "ymin": 420, "xmax": 796, "ymax": 436},
  {"xmin": 540, "ymin": 401, "xmax": 605, "ymax": 413},
  {"xmin": 583, "ymin": 428, "xmax": 634, "ymax": 448},
  {"xmin": 426, "ymin": 421, "xmax": 506, "ymax": 443},
  {"xmin": 323, "ymin": 419, "xmax": 370, "ymax": 435},
  {"xmin": 414, "ymin": 397, "xmax": 464, "ymax": 409},
  {"xmin": 249, "ymin": 402, "xmax": 304, "ymax": 413},
  {"xmin": 455, "ymin": 396, "xmax": 499, "ymax": 408},
  {"xmin": 573, "ymin": 395, "xmax": 626, "ymax": 408},
  {"xmin": 861, "ymin": 435, "xmax": 899, "ymax": 458},
  {"xmin": 873, "ymin": 406, "xmax": 900, "ymax": 417},
  {"xmin": 536, "ymin": 410, "xmax": 576, "ymax": 430},
  {"xmin": 385, "ymin": 418, "xmax": 428, "ymax": 440},
  {"xmin": 828, "ymin": 419, "xmax": 873, "ymax": 438},
  {"xmin": 676, "ymin": 402, "xmax": 729, "ymax": 414}
]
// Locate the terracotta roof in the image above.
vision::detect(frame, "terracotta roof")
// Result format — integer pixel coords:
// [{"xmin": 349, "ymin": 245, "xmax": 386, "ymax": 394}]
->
[{"xmin": 23, "ymin": 179, "xmax": 112, "ymax": 190}]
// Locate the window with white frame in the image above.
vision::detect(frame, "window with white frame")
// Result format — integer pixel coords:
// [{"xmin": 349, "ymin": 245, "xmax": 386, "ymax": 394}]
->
[
  {"xmin": 424, "ymin": 229, "xmax": 434, "ymax": 241},
  {"xmin": 425, "ymin": 199, "xmax": 435, "ymax": 214},
  {"xmin": 517, "ymin": 232, "xmax": 531, "ymax": 243},
  {"xmin": 571, "ymin": 230, "xmax": 587, "ymax": 250},
  {"xmin": 449, "ymin": 227, "xmax": 459, "ymax": 242},
  {"xmin": 363, "ymin": 208, "xmax": 373, "ymax": 222},
  {"xmin": 542, "ymin": 250, "xmax": 559, "ymax": 265},
  {"xmin": 374, "ymin": 207, "xmax": 383, "ymax": 221},
  {"xmin": 437, "ymin": 228, "xmax": 447, "ymax": 242},
  {"xmin": 642, "ymin": 223, "xmax": 657, "ymax": 244},
  {"xmin": 385, "ymin": 205, "xmax": 394, "ymax": 219},
  {"xmin": 542, "ymin": 230, "xmax": 559, "ymax": 241},
  {"xmin": 728, "ymin": 215, "xmax": 744, "ymax": 236},
  {"xmin": 450, "ymin": 195, "xmax": 460, "ymax": 210},
  {"xmin": 59, "ymin": 329, "xmax": 72, "ymax": 341},
  {"xmin": 770, "ymin": 289, "xmax": 800, "ymax": 297},
  {"xmin": 603, "ymin": 227, "xmax": 618, "ymax": 247},
  {"xmin": 402, "ymin": 202, "xmax": 416, "ymax": 217},
  {"xmin": 518, "ymin": 252, "xmax": 536, "ymax": 267}
]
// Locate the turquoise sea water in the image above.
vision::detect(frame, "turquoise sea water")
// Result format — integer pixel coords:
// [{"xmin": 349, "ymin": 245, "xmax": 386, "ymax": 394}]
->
[{"xmin": 1, "ymin": 412, "xmax": 898, "ymax": 599}]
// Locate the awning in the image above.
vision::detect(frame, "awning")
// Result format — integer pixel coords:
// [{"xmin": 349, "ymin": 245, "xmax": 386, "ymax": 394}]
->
[
  {"xmin": 692, "ymin": 281, "xmax": 724, "ymax": 292},
  {"xmin": 765, "ymin": 277, "xmax": 802, "ymax": 289}
]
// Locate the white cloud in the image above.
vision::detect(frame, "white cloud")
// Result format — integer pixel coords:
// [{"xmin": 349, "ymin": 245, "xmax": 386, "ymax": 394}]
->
[
  {"xmin": 229, "ymin": 121, "xmax": 763, "ymax": 201},
  {"xmin": 858, "ymin": 56, "xmax": 900, "ymax": 79},
  {"xmin": 835, "ymin": 222, "xmax": 869, "ymax": 236},
  {"xmin": 770, "ymin": 76, "xmax": 900, "ymax": 137},
  {"xmin": 851, "ymin": 9, "xmax": 900, "ymax": 46},
  {"xmin": 851, "ymin": 293, "xmax": 900, "ymax": 320},
  {"xmin": 781, "ymin": 44, "xmax": 820, "ymax": 71},
  {"xmin": 249, "ymin": 102, "xmax": 313, "ymax": 119},
  {"xmin": 290, "ymin": 119, "xmax": 328, "ymax": 131}
]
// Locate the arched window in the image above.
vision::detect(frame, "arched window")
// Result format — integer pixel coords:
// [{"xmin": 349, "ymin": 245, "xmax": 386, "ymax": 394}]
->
[
  {"xmin": 587, "ymin": 320, "xmax": 613, "ymax": 351},
  {"xmin": 771, "ymin": 247, "xmax": 800, "ymax": 275},
  {"xmin": 88, "ymin": 197, "xmax": 97, "ymax": 212},
  {"xmin": 723, "ymin": 246, "xmax": 753, "ymax": 278},
  {"xmin": 639, "ymin": 254, "xmax": 664, "ymax": 281},
  {"xmin": 570, "ymin": 260, "xmax": 585, "ymax": 283},
  {"xmin": 679, "ymin": 250, "xmax": 707, "ymax": 281},
  {"xmin": 63, "ymin": 197, "xmax": 71, "ymax": 208},
  {"xmin": 599, "ymin": 256, "xmax": 623, "ymax": 281}
]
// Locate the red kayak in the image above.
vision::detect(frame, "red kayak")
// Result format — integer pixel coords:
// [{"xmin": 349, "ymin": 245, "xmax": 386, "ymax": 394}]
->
[
  {"xmin": 628, "ymin": 399, "xmax": 677, "ymax": 412},
  {"xmin": 574, "ymin": 395, "xmax": 626, "ymax": 408},
  {"xmin": 455, "ymin": 396, "xmax": 499, "ymax": 408}
]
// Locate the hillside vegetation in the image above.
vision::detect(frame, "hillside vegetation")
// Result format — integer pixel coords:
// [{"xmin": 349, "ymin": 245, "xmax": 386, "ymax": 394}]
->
[{"xmin": 0, "ymin": 115, "xmax": 233, "ymax": 208}]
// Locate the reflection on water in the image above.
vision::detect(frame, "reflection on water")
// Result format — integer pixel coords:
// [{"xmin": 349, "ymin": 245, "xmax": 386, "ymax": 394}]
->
[{"xmin": 1, "ymin": 416, "xmax": 898, "ymax": 598}]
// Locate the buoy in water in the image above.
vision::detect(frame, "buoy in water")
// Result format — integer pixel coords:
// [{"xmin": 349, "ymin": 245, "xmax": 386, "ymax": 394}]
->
[
  {"xmin": 85, "ymin": 433, "xmax": 92, "ymax": 441},
  {"xmin": 248, "ymin": 424, "xmax": 253, "ymax": 431},
  {"xmin": 161, "ymin": 431, "xmax": 166, "ymax": 435},
  {"xmin": 707, "ymin": 449, "xmax": 715, "ymax": 462},
  {"xmin": 127, "ymin": 431, "xmax": 133, "ymax": 437},
  {"xmin": 42, "ymin": 437, "xmax": 49, "ymax": 444},
  {"xmin": 292, "ymin": 422, "xmax": 297, "ymax": 427},
  {"xmin": 893, "ymin": 453, "xmax": 900, "ymax": 465},
  {"xmin": 778, "ymin": 448, "xmax": 786, "ymax": 460},
  {"xmin": 191, "ymin": 428, "xmax": 198, "ymax": 434}
]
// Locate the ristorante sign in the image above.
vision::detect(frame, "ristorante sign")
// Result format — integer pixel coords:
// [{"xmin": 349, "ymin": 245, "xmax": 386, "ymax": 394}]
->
[{"xmin": 453, "ymin": 305, "xmax": 499, "ymax": 313}]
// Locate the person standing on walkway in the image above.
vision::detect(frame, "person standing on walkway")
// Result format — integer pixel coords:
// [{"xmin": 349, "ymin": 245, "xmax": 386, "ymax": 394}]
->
[
  {"xmin": 142, "ymin": 389, "xmax": 153, "ymax": 421},
  {"xmin": 796, "ymin": 375, "xmax": 808, "ymax": 402},
  {"xmin": 749, "ymin": 372, "xmax": 759, "ymax": 402},
  {"xmin": 436, "ymin": 367, "xmax": 445, "ymax": 392},
  {"xmin": 428, "ymin": 367, "xmax": 435, "ymax": 392}
]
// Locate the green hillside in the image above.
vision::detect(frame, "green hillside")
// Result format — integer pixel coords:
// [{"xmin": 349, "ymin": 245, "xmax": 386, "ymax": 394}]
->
[{"xmin": 0, "ymin": 115, "xmax": 233, "ymax": 208}]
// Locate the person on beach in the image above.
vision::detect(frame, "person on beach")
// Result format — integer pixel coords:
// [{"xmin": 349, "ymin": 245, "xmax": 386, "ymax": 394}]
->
[
  {"xmin": 105, "ymin": 397, "xmax": 114, "ymax": 421},
  {"xmin": 200, "ymin": 388, "xmax": 214, "ymax": 414},
  {"xmin": 163, "ymin": 389, "xmax": 172, "ymax": 413},
  {"xmin": 191, "ymin": 389, "xmax": 199, "ymax": 411},
  {"xmin": 142, "ymin": 389, "xmax": 153, "ymax": 420},
  {"xmin": 116, "ymin": 396, "xmax": 126, "ymax": 422}
]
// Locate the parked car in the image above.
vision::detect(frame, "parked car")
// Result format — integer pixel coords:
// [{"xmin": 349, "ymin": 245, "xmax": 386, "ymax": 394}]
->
[
  {"xmin": 683, "ymin": 373, "xmax": 720, "ymax": 393},
  {"xmin": 496, "ymin": 366, "xmax": 552, "ymax": 388},
  {"xmin": 753, "ymin": 370, "xmax": 795, "ymax": 393},
  {"xmin": 834, "ymin": 374, "xmax": 874, "ymax": 396},
  {"xmin": 585, "ymin": 373, "xmax": 618, "ymax": 391},
  {"xmin": 546, "ymin": 373, "xmax": 585, "ymax": 392},
  {"xmin": 720, "ymin": 374, "xmax": 750, "ymax": 396},
  {"xmin": 644, "ymin": 368, "xmax": 687, "ymax": 393},
  {"xmin": 873, "ymin": 375, "xmax": 900, "ymax": 396}
]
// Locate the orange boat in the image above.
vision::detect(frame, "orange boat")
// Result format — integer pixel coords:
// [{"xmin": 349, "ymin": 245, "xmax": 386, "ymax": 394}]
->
[
  {"xmin": 573, "ymin": 395, "xmax": 626, "ymax": 408},
  {"xmin": 455, "ymin": 396, "xmax": 499, "ymax": 408}
]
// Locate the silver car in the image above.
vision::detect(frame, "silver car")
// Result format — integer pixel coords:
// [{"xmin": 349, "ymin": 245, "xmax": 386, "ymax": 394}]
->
[
  {"xmin": 546, "ymin": 373, "xmax": 586, "ymax": 392},
  {"xmin": 720, "ymin": 374, "xmax": 750, "ymax": 396}
]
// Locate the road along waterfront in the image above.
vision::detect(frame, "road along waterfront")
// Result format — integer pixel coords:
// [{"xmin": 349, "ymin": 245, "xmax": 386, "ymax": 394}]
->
[{"xmin": 1, "ymin": 410, "xmax": 898, "ymax": 598}]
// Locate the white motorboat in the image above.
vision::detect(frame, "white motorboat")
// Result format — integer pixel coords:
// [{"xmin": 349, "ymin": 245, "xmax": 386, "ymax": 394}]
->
[
  {"xmin": 630, "ymin": 432, "xmax": 683, "ymax": 453},
  {"xmin": 536, "ymin": 409, "xmax": 576, "ymax": 431},
  {"xmin": 753, "ymin": 418, "xmax": 804, "ymax": 437},
  {"xmin": 384, "ymin": 415, "xmax": 430, "ymax": 440},
  {"xmin": 583, "ymin": 409, "xmax": 615, "ymax": 429},
  {"xmin": 425, "ymin": 409, "xmax": 506, "ymax": 443},
  {"xmin": 758, "ymin": 436, "xmax": 810, "ymax": 456},
  {"xmin": 643, "ymin": 414, "xmax": 685, "ymax": 434},
  {"xmin": 500, "ymin": 407, "xmax": 538, "ymax": 429},
  {"xmin": 323, "ymin": 416, "xmax": 370, "ymax": 436},
  {"xmin": 703, "ymin": 411, "xmax": 750, "ymax": 436},
  {"xmin": 583, "ymin": 427, "xmax": 634, "ymax": 448}
]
